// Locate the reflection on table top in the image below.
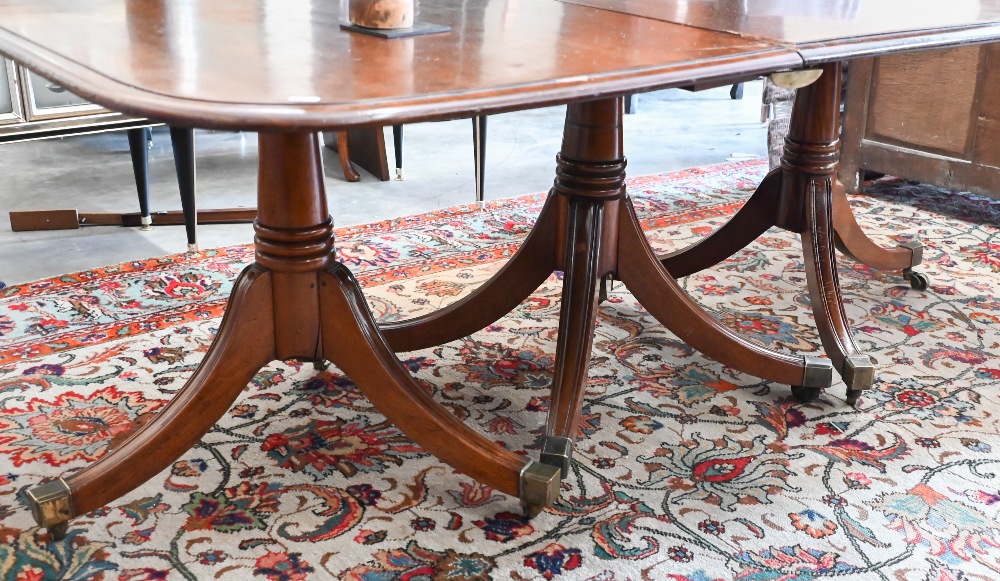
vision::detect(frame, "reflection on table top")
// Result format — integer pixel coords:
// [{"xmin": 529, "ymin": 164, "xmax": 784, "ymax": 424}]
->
[
  {"xmin": 561, "ymin": 0, "xmax": 1000, "ymax": 63},
  {"xmin": 0, "ymin": 0, "xmax": 795, "ymax": 131}
]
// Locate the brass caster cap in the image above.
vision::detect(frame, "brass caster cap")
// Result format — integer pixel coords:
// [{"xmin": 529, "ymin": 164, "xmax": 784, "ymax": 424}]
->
[
  {"xmin": 520, "ymin": 461, "xmax": 561, "ymax": 513},
  {"xmin": 842, "ymin": 355, "xmax": 875, "ymax": 393},
  {"xmin": 26, "ymin": 478, "xmax": 75, "ymax": 535}
]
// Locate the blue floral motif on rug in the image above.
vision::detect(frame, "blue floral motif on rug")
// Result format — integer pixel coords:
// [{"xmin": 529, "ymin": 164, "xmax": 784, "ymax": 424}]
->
[{"xmin": 1, "ymin": 159, "xmax": 998, "ymax": 580}]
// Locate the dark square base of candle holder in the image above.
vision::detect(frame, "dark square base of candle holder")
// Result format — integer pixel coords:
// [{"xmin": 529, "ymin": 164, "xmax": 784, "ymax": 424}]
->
[{"xmin": 340, "ymin": 21, "xmax": 450, "ymax": 39}]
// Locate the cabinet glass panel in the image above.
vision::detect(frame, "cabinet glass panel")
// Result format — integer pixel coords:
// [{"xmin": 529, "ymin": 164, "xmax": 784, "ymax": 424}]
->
[
  {"xmin": 22, "ymin": 68, "xmax": 105, "ymax": 120},
  {"xmin": 1, "ymin": 57, "xmax": 23, "ymax": 124},
  {"xmin": 0, "ymin": 59, "xmax": 12, "ymax": 114}
]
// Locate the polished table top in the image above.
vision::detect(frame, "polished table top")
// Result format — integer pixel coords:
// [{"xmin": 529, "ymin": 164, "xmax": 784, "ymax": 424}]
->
[
  {"xmin": 3, "ymin": 0, "xmax": 1000, "ymax": 132},
  {"xmin": 0, "ymin": 0, "xmax": 799, "ymax": 131},
  {"xmin": 561, "ymin": 0, "xmax": 1000, "ymax": 62}
]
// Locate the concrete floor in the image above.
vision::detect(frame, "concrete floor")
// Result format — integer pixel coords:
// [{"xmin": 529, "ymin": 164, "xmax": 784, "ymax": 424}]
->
[{"xmin": 0, "ymin": 83, "xmax": 767, "ymax": 285}]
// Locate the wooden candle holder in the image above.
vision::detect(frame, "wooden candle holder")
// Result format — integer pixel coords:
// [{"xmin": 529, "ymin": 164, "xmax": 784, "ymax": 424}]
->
[
  {"xmin": 349, "ymin": 0, "xmax": 414, "ymax": 29},
  {"xmin": 341, "ymin": 0, "xmax": 449, "ymax": 39}
]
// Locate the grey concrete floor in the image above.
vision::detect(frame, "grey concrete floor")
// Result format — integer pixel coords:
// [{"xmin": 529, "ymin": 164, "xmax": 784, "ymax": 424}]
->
[{"xmin": 0, "ymin": 83, "xmax": 767, "ymax": 285}]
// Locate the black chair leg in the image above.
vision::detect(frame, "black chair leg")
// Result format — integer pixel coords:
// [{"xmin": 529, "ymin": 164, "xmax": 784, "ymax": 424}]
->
[
  {"xmin": 126, "ymin": 127, "xmax": 152, "ymax": 230},
  {"xmin": 624, "ymin": 94, "xmax": 638, "ymax": 114},
  {"xmin": 392, "ymin": 125, "xmax": 403, "ymax": 180},
  {"xmin": 472, "ymin": 116, "xmax": 487, "ymax": 203},
  {"xmin": 169, "ymin": 127, "xmax": 197, "ymax": 251},
  {"xmin": 730, "ymin": 83, "xmax": 744, "ymax": 100}
]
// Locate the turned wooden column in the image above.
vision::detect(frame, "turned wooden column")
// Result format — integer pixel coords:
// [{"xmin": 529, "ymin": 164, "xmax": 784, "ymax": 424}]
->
[{"xmin": 780, "ymin": 62, "xmax": 874, "ymax": 403}]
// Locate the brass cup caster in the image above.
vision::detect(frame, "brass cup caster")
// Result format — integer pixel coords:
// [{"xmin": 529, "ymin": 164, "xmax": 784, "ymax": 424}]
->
[
  {"xmin": 519, "ymin": 461, "xmax": 561, "ymax": 519},
  {"xmin": 791, "ymin": 356, "xmax": 835, "ymax": 403},
  {"xmin": 791, "ymin": 386, "xmax": 821, "ymax": 404},
  {"xmin": 843, "ymin": 354, "xmax": 875, "ymax": 407},
  {"xmin": 539, "ymin": 436, "xmax": 574, "ymax": 478},
  {"xmin": 26, "ymin": 478, "xmax": 75, "ymax": 541}
]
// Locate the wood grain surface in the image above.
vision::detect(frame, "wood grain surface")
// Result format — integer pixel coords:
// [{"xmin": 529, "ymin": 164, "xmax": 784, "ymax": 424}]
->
[{"xmin": 0, "ymin": 0, "xmax": 795, "ymax": 131}]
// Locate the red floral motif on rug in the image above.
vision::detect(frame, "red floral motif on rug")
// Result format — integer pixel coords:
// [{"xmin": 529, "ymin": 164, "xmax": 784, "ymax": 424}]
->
[{"xmin": 2, "ymin": 159, "xmax": 999, "ymax": 579}]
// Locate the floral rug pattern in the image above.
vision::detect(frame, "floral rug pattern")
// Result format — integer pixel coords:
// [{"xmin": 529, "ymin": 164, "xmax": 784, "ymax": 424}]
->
[{"xmin": 1, "ymin": 159, "xmax": 999, "ymax": 580}]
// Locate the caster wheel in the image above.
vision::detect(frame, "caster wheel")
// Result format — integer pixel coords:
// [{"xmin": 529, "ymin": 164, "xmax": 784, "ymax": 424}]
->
[
  {"xmin": 845, "ymin": 389, "xmax": 862, "ymax": 407},
  {"xmin": 903, "ymin": 269, "xmax": 928, "ymax": 291},
  {"xmin": 48, "ymin": 521, "xmax": 68, "ymax": 541},
  {"xmin": 791, "ymin": 385, "xmax": 821, "ymax": 404},
  {"xmin": 313, "ymin": 359, "xmax": 329, "ymax": 371},
  {"xmin": 521, "ymin": 502, "xmax": 544, "ymax": 519}
]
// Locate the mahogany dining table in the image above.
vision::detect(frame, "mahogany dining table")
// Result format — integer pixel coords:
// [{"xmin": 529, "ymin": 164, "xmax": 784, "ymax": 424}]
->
[{"xmin": 2, "ymin": 0, "xmax": 999, "ymax": 539}]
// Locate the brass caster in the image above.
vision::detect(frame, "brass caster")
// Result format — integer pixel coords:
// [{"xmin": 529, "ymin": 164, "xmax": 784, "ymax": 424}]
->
[
  {"xmin": 395, "ymin": 168, "xmax": 404, "ymax": 181},
  {"xmin": 139, "ymin": 215, "xmax": 153, "ymax": 232},
  {"xmin": 26, "ymin": 478, "xmax": 75, "ymax": 540},
  {"xmin": 842, "ymin": 354, "xmax": 875, "ymax": 394},
  {"xmin": 770, "ymin": 69, "xmax": 823, "ymax": 90},
  {"xmin": 539, "ymin": 436, "xmax": 574, "ymax": 478},
  {"xmin": 802, "ymin": 356, "xmax": 834, "ymax": 388},
  {"xmin": 519, "ymin": 461, "xmax": 561, "ymax": 519},
  {"xmin": 791, "ymin": 385, "xmax": 821, "ymax": 404},
  {"xmin": 521, "ymin": 501, "xmax": 545, "ymax": 519},
  {"xmin": 903, "ymin": 268, "xmax": 929, "ymax": 291},
  {"xmin": 846, "ymin": 389, "xmax": 862, "ymax": 408},
  {"xmin": 313, "ymin": 359, "xmax": 329, "ymax": 371},
  {"xmin": 897, "ymin": 241, "xmax": 924, "ymax": 268},
  {"xmin": 48, "ymin": 521, "xmax": 69, "ymax": 541},
  {"xmin": 186, "ymin": 243, "xmax": 199, "ymax": 253}
]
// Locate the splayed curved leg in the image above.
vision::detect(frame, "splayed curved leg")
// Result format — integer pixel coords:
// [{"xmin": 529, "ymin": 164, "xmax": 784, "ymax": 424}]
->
[
  {"xmin": 536, "ymin": 98, "xmax": 625, "ymax": 478},
  {"xmin": 320, "ymin": 263, "xmax": 559, "ymax": 509},
  {"xmin": 27, "ymin": 266, "xmax": 278, "ymax": 537},
  {"xmin": 24, "ymin": 130, "xmax": 565, "ymax": 539},
  {"xmin": 380, "ymin": 196, "xmax": 558, "ymax": 352},
  {"xmin": 802, "ymin": 178, "xmax": 874, "ymax": 405},
  {"xmin": 831, "ymin": 181, "xmax": 926, "ymax": 289},
  {"xmin": 658, "ymin": 168, "xmax": 781, "ymax": 278},
  {"xmin": 779, "ymin": 62, "xmax": 874, "ymax": 405},
  {"xmin": 619, "ymin": 198, "xmax": 832, "ymax": 390},
  {"xmin": 542, "ymin": 198, "xmax": 607, "ymax": 477}
]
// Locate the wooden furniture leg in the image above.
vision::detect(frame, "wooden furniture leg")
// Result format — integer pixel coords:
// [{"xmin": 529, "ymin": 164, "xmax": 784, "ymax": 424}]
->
[
  {"xmin": 659, "ymin": 168, "xmax": 781, "ymax": 278},
  {"xmin": 126, "ymin": 127, "xmax": 152, "ymax": 231},
  {"xmin": 392, "ymin": 125, "xmax": 403, "ymax": 180},
  {"xmin": 656, "ymin": 63, "xmax": 874, "ymax": 405},
  {"xmin": 384, "ymin": 98, "xmax": 831, "ymax": 477},
  {"xmin": 832, "ymin": 182, "xmax": 927, "ymax": 290},
  {"xmin": 25, "ymin": 131, "xmax": 560, "ymax": 538},
  {"xmin": 336, "ymin": 131, "xmax": 361, "ymax": 182},
  {"xmin": 618, "ymin": 201, "xmax": 829, "ymax": 391},
  {"xmin": 380, "ymin": 196, "xmax": 558, "ymax": 352},
  {"xmin": 774, "ymin": 62, "xmax": 875, "ymax": 405},
  {"xmin": 169, "ymin": 127, "xmax": 198, "ymax": 251},
  {"xmin": 473, "ymin": 116, "xmax": 487, "ymax": 203}
]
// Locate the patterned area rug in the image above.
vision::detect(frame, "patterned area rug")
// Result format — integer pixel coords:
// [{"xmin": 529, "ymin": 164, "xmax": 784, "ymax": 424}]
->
[{"xmin": 2, "ymin": 159, "xmax": 999, "ymax": 580}]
